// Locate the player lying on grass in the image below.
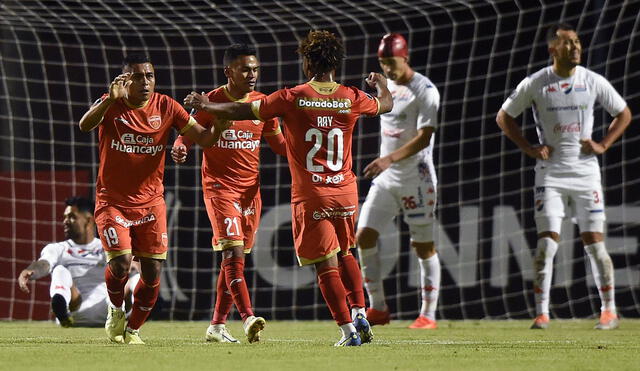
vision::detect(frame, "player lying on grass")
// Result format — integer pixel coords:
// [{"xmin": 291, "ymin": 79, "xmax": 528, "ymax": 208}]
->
[
  {"xmin": 18, "ymin": 196, "xmax": 140, "ymax": 327},
  {"xmin": 183, "ymin": 30, "xmax": 393, "ymax": 346}
]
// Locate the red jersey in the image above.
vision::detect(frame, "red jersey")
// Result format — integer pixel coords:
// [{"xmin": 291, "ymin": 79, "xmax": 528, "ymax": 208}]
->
[
  {"xmin": 251, "ymin": 81, "xmax": 380, "ymax": 202},
  {"xmin": 95, "ymin": 92, "xmax": 194, "ymax": 207},
  {"xmin": 192, "ymin": 86, "xmax": 280, "ymax": 198}
]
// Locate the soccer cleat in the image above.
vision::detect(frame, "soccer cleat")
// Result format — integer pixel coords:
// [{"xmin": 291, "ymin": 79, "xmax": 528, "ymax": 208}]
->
[
  {"xmin": 409, "ymin": 315, "xmax": 438, "ymax": 329},
  {"xmin": 206, "ymin": 324, "xmax": 240, "ymax": 343},
  {"xmin": 124, "ymin": 328, "xmax": 145, "ymax": 345},
  {"xmin": 334, "ymin": 331, "xmax": 362, "ymax": 347},
  {"xmin": 594, "ymin": 310, "xmax": 619, "ymax": 330},
  {"xmin": 366, "ymin": 307, "xmax": 391, "ymax": 326},
  {"xmin": 530, "ymin": 314, "xmax": 550, "ymax": 329},
  {"xmin": 60, "ymin": 316, "xmax": 74, "ymax": 328},
  {"xmin": 105, "ymin": 306, "xmax": 126, "ymax": 343},
  {"xmin": 353, "ymin": 313, "xmax": 373, "ymax": 343},
  {"xmin": 243, "ymin": 315, "xmax": 266, "ymax": 343}
]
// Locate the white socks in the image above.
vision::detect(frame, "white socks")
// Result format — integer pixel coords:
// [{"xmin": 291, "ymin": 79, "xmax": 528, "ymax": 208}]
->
[
  {"xmin": 358, "ymin": 245, "xmax": 386, "ymax": 310},
  {"xmin": 351, "ymin": 307, "xmax": 366, "ymax": 320},
  {"xmin": 419, "ymin": 253, "xmax": 441, "ymax": 320},
  {"xmin": 340, "ymin": 323, "xmax": 357, "ymax": 337},
  {"xmin": 584, "ymin": 242, "xmax": 616, "ymax": 313},
  {"xmin": 533, "ymin": 237, "xmax": 558, "ymax": 315},
  {"xmin": 49, "ymin": 265, "xmax": 73, "ymax": 305}
]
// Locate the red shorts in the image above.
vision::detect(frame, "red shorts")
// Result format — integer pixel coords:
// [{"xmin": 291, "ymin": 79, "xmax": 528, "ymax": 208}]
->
[
  {"xmin": 94, "ymin": 201, "xmax": 168, "ymax": 261},
  {"xmin": 291, "ymin": 193, "xmax": 358, "ymax": 266},
  {"xmin": 204, "ymin": 192, "xmax": 262, "ymax": 253}
]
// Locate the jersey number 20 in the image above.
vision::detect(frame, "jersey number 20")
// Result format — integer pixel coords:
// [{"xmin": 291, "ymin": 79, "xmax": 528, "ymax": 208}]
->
[{"xmin": 305, "ymin": 128, "xmax": 344, "ymax": 172}]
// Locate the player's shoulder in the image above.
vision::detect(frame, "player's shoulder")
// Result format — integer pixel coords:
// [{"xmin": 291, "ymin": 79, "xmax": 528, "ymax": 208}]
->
[
  {"xmin": 578, "ymin": 66, "xmax": 608, "ymax": 84},
  {"xmin": 42, "ymin": 239, "xmax": 70, "ymax": 253},
  {"xmin": 408, "ymin": 72, "xmax": 439, "ymax": 97},
  {"xmin": 248, "ymin": 90, "xmax": 268, "ymax": 100}
]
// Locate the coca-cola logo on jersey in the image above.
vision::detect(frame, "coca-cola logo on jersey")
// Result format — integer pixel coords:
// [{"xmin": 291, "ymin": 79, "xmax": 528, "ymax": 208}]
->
[{"xmin": 553, "ymin": 122, "xmax": 581, "ymax": 134}]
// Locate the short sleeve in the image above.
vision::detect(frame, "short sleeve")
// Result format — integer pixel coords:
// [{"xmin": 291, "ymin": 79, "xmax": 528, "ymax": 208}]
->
[
  {"xmin": 415, "ymin": 85, "xmax": 440, "ymax": 131},
  {"xmin": 251, "ymin": 89, "xmax": 290, "ymax": 122},
  {"xmin": 501, "ymin": 77, "xmax": 533, "ymax": 118},
  {"xmin": 262, "ymin": 118, "xmax": 281, "ymax": 137},
  {"xmin": 593, "ymin": 74, "xmax": 627, "ymax": 117},
  {"xmin": 167, "ymin": 97, "xmax": 194, "ymax": 134},
  {"xmin": 39, "ymin": 243, "xmax": 64, "ymax": 273},
  {"xmin": 351, "ymin": 87, "xmax": 380, "ymax": 116}
]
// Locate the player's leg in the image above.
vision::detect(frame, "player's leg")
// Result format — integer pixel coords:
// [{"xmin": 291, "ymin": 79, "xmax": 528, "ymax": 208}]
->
[
  {"xmin": 357, "ymin": 181, "xmax": 397, "ymax": 325},
  {"xmin": 403, "ymin": 180, "xmax": 439, "ymax": 329},
  {"xmin": 95, "ymin": 204, "xmax": 134, "ymax": 342},
  {"xmin": 292, "ymin": 197, "xmax": 360, "ymax": 346},
  {"xmin": 575, "ymin": 187, "xmax": 617, "ymax": 329},
  {"xmin": 531, "ymin": 186, "xmax": 565, "ymax": 329},
  {"xmin": 124, "ymin": 202, "xmax": 169, "ymax": 344},
  {"xmin": 203, "ymin": 197, "xmax": 238, "ymax": 343},
  {"xmin": 49, "ymin": 265, "xmax": 75, "ymax": 327}
]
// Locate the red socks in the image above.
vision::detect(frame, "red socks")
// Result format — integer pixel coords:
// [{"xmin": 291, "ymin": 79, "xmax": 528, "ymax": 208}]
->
[
  {"xmin": 127, "ymin": 277, "xmax": 160, "ymax": 330},
  {"xmin": 104, "ymin": 264, "xmax": 128, "ymax": 308},
  {"xmin": 339, "ymin": 254, "xmax": 365, "ymax": 309},
  {"xmin": 317, "ymin": 266, "xmax": 351, "ymax": 325},
  {"xmin": 222, "ymin": 257, "xmax": 254, "ymax": 321},
  {"xmin": 212, "ymin": 268, "xmax": 234, "ymax": 324}
]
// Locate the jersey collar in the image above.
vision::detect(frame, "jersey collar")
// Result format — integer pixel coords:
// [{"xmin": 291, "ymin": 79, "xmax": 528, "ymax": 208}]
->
[{"xmin": 308, "ymin": 80, "xmax": 339, "ymax": 95}]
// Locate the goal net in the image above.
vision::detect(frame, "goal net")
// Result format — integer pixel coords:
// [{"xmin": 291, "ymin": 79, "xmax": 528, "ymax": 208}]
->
[{"xmin": 1, "ymin": 0, "xmax": 638, "ymax": 321}]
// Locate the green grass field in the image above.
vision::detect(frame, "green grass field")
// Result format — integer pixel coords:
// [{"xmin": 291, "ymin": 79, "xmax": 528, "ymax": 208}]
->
[{"xmin": 1, "ymin": 319, "xmax": 639, "ymax": 371}]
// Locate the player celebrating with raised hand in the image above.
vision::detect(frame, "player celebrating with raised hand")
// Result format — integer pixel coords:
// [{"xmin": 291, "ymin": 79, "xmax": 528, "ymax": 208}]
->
[
  {"xmin": 496, "ymin": 23, "xmax": 631, "ymax": 330},
  {"xmin": 184, "ymin": 30, "xmax": 393, "ymax": 346},
  {"xmin": 171, "ymin": 44, "xmax": 286, "ymax": 344},
  {"xmin": 357, "ymin": 33, "xmax": 441, "ymax": 330},
  {"xmin": 18, "ymin": 197, "xmax": 140, "ymax": 327},
  {"xmin": 79, "ymin": 54, "xmax": 228, "ymax": 344}
]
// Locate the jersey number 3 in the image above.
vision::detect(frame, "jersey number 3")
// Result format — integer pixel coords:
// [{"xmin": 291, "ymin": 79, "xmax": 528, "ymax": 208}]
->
[{"xmin": 305, "ymin": 128, "xmax": 344, "ymax": 172}]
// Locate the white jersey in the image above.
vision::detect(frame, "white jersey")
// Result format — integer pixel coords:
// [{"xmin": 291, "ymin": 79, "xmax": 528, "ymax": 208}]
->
[
  {"xmin": 502, "ymin": 66, "xmax": 626, "ymax": 190},
  {"xmin": 379, "ymin": 71, "xmax": 439, "ymax": 185},
  {"xmin": 39, "ymin": 238, "xmax": 105, "ymax": 286}
]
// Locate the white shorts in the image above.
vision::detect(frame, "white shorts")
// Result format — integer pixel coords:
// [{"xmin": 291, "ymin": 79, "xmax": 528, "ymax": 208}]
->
[
  {"xmin": 358, "ymin": 174, "xmax": 436, "ymax": 243},
  {"xmin": 534, "ymin": 185, "xmax": 606, "ymax": 234}
]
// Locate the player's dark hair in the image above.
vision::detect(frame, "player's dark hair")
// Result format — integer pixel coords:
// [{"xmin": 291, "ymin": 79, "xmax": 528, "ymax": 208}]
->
[
  {"xmin": 65, "ymin": 196, "xmax": 94, "ymax": 215},
  {"xmin": 123, "ymin": 53, "xmax": 151, "ymax": 67},
  {"xmin": 546, "ymin": 23, "xmax": 575, "ymax": 45},
  {"xmin": 297, "ymin": 30, "xmax": 344, "ymax": 76},
  {"xmin": 224, "ymin": 44, "xmax": 257, "ymax": 66}
]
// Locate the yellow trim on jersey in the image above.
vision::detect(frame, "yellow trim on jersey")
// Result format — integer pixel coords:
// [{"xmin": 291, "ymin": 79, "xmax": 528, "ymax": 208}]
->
[
  {"xmin": 374, "ymin": 97, "xmax": 381, "ymax": 116},
  {"xmin": 262, "ymin": 126, "xmax": 282, "ymax": 137},
  {"xmin": 106, "ymin": 249, "xmax": 132, "ymax": 262},
  {"xmin": 250, "ymin": 100, "xmax": 263, "ymax": 121},
  {"xmin": 135, "ymin": 251, "xmax": 168, "ymax": 260},
  {"xmin": 308, "ymin": 80, "xmax": 339, "ymax": 95},
  {"xmin": 297, "ymin": 246, "xmax": 341, "ymax": 266},
  {"xmin": 123, "ymin": 98, "xmax": 149, "ymax": 109},
  {"xmin": 223, "ymin": 85, "xmax": 249, "ymax": 102},
  {"xmin": 179, "ymin": 116, "xmax": 197, "ymax": 135}
]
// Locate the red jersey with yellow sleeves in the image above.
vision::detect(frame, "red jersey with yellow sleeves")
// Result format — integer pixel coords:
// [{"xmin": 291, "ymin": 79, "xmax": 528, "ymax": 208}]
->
[
  {"xmin": 250, "ymin": 81, "xmax": 380, "ymax": 202},
  {"xmin": 192, "ymin": 86, "xmax": 280, "ymax": 198},
  {"xmin": 95, "ymin": 92, "xmax": 195, "ymax": 207}
]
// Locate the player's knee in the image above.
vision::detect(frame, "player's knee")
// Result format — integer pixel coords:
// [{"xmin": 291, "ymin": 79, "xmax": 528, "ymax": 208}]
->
[
  {"xmin": 412, "ymin": 241, "xmax": 436, "ymax": 259},
  {"xmin": 139, "ymin": 257, "xmax": 163, "ymax": 283},
  {"xmin": 537, "ymin": 231, "xmax": 560, "ymax": 242},
  {"xmin": 581, "ymin": 231, "xmax": 603, "ymax": 246},
  {"xmin": 108, "ymin": 258, "xmax": 131, "ymax": 279},
  {"xmin": 356, "ymin": 227, "xmax": 379, "ymax": 249}
]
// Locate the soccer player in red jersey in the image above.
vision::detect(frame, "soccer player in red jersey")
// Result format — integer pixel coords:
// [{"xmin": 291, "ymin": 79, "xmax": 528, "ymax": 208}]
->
[
  {"xmin": 171, "ymin": 44, "xmax": 286, "ymax": 344},
  {"xmin": 79, "ymin": 54, "xmax": 228, "ymax": 344},
  {"xmin": 183, "ymin": 31, "xmax": 393, "ymax": 346}
]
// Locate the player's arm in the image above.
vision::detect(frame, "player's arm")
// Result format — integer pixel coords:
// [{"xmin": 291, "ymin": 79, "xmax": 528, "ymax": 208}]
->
[
  {"xmin": 79, "ymin": 73, "xmax": 131, "ymax": 132},
  {"xmin": 265, "ymin": 131, "xmax": 287, "ymax": 157},
  {"xmin": 184, "ymin": 92, "xmax": 256, "ymax": 120},
  {"xmin": 496, "ymin": 109, "xmax": 552, "ymax": 160},
  {"xmin": 17, "ymin": 260, "xmax": 51, "ymax": 293},
  {"xmin": 181, "ymin": 118, "xmax": 231, "ymax": 148},
  {"xmin": 365, "ymin": 72, "xmax": 393, "ymax": 114},
  {"xmin": 580, "ymin": 106, "xmax": 632, "ymax": 155},
  {"xmin": 364, "ymin": 127, "xmax": 434, "ymax": 179}
]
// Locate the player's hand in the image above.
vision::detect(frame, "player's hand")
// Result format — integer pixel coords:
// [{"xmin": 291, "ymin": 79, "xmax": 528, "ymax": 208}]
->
[
  {"xmin": 171, "ymin": 144, "xmax": 188, "ymax": 164},
  {"xmin": 108, "ymin": 73, "xmax": 131, "ymax": 101},
  {"xmin": 364, "ymin": 156, "xmax": 393, "ymax": 178},
  {"xmin": 18, "ymin": 270, "xmax": 34, "ymax": 293},
  {"xmin": 525, "ymin": 145, "xmax": 553, "ymax": 160},
  {"xmin": 365, "ymin": 72, "xmax": 387, "ymax": 90},
  {"xmin": 184, "ymin": 91, "xmax": 209, "ymax": 111},
  {"xmin": 580, "ymin": 139, "xmax": 606, "ymax": 155}
]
